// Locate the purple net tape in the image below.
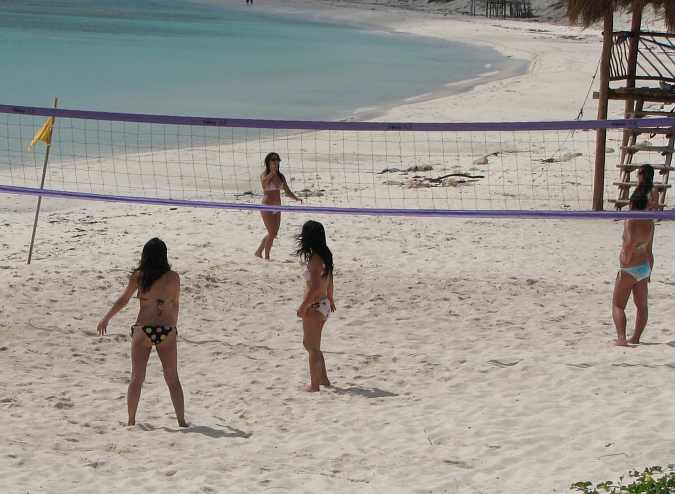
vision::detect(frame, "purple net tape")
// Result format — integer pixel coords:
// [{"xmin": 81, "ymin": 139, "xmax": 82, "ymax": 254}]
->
[
  {"xmin": 2, "ymin": 104, "xmax": 675, "ymax": 132},
  {"xmin": 2, "ymin": 185, "xmax": 673, "ymax": 220}
]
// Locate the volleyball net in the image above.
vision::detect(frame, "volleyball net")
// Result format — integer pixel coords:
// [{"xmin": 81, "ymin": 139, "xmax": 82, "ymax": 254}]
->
[{"xmin": 1, "ymin": 104, "xmax": 674, "ymax": 219}]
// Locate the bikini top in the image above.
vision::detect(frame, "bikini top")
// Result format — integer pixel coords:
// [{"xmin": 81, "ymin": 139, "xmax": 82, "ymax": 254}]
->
[
  {"xmin": 303, "ymin": 262, "xmax": 326, "ymax": 282},
  {"xmin": 263, "ymin": 181, "xmax": 282, "ymax": 192},
  {"xmin": 622, "ymin": 236, "xmax": 648, "ymax": 251},
  {"xmin": 137, "ymin": 294, "xmax": 167, "ymax": 305},
  {"xmin": 630, "ymin": 221, "xmax": 654, "ymax": 250}
]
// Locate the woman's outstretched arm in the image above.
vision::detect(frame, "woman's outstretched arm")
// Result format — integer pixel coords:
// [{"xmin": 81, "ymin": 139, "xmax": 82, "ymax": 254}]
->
[
  {"xmin": 97, "ymin": 274, "xmax": 139, "ymax": 335},
  {"xmin": 282, "ymin": 179, "xmax": 303, "ymax": 202}
]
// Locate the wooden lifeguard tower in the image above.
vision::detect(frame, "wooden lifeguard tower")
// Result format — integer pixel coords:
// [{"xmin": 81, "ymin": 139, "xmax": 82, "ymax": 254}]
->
[{"xmin": 568, "ymin": 0, "xmax": 675, "ymax": 210}]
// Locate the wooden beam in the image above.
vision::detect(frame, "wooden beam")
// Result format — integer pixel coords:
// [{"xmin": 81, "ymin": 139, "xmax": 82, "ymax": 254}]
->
[
  {"xmin": 593, "ymin": 88, "xmax": 675, "ymax": 103},
  {"xmin": 593, "ymin": 11, "xmax": 614, "ymax": 211},
  {"xmin": 625, "ymin": 6, "xmax": 642, "ymax": 104}
]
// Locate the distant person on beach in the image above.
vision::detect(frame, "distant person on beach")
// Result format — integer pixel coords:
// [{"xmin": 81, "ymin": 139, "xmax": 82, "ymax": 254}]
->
[
  {"xmin": 97, "ymin": 238, "xmax": 187, "ymax": 427},
  {"xmin": 612, "ymin": 187, "xmax": 654, "ymax": 346},
  {"xmin": 246, "ymin": 0, "xmax": 252, "ymax": 4},
  {"xmin": 296, "ymin": 220, "xmax": 336, "ymax": 392},
  {"xmin": 255, "ymin": 152, "xmax": 303, "ymax": 260}
]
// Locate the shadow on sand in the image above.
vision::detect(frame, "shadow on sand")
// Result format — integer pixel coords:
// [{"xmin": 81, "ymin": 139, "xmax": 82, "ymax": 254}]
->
[
  {"xmin": 330, "ymin": 386, "xmax": 398, "ymax": 398},
  {"xmin": 635, "ymin": 340, "xmax": 675, "ymax": 347},
  {"xmin": 160, "ymin": 424, "xmax": 252, "ymax": 439}
]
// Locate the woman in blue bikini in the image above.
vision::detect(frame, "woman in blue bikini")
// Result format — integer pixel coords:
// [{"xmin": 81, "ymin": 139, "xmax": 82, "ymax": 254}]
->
[
  {"xmin": 296, "ymin": 221, "xmax": 336, "ymax": 392},
  {"xmin": 97, "ymin": 238, "xmax": 187, "ymax": 427},
  {"xmin": 612, "ymin": 187, "xmax": 655, "ymax": 346}
]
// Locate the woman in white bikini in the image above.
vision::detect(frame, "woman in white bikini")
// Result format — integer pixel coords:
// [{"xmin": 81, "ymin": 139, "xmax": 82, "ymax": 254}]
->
[
  {"xmin": 97, "ymin": 238, "xmax": 187, "ymax": 427},
  {"xmin": 612, "ymin": 187, "xmax": 655, "ymax": 346},
  {"xmin": 255, "ymin": 152, "xmax": 302, "ymax": 260},
  {"xmin": 295, "ymin": 220, "xmax": 336, "ymax": 392}
]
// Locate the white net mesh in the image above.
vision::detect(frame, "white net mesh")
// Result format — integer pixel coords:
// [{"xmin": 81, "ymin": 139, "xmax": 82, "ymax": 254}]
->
[{"xmin": 1, "ymin": 107, "xmax": 674, "ymax": 215}]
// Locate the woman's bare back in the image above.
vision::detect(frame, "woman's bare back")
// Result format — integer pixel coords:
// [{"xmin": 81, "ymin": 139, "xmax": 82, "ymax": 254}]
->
[
  {"xmin": 621, "ymin": 219, "xmax": 654, "ymax": 267},
  {"xmin": 136, "ymin": 270, "xmax": 180, "ymax": 326},
  {"xmin": 304, "ymin": 255, "xmax": 331, "ymax": 302}
]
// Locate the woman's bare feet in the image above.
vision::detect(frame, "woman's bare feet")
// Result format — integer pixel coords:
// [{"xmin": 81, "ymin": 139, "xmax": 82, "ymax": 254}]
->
[
  {"xmin": 628, "ymin": 336, "xmax": 641, "ymax": 344},
  {"xmin": 304, "ymin": 383, "xmax": 319, "ymax": 392},
  {"xmin": 614, "ymin": 338, "xmax": 629, "ymax": 347},
  {"xmin": 178, "ymin": 419, "xmax": 189, "ymax": 428},
  {"xmin": 254, "ymin": 250, "xmax": 263, "ymax": 258}
]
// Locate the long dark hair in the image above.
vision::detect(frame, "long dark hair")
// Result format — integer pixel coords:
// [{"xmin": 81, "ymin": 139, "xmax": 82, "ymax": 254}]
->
[
  {"xmin": 133, "ymin": 237, "xmax": 171, "ymax": 292},
  {"xmin": 637, "ymin": 164, "xmax": 654, "ymax": 193},
  {"xmin": 629, "ymin": 186, "xmax": 649, "ymax": 211},
  {"xmin": 264, "ymin": 152, "xmax": 286, "ymax": 184},
  {"xmin": 295, "ymin": 220, "xmax": 333, "ymax": 278}
]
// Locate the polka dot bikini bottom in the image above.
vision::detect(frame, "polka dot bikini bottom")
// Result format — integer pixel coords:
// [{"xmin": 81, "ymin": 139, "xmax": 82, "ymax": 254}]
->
[{"xmin": 131, "ymin": 325, "xmax": 176, "ymax": 345}]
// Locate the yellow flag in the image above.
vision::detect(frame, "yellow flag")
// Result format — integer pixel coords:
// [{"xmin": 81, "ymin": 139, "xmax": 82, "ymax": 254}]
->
[{"xmin": 28, "ymin": 117, "xmax": 55, "ymax": 150}]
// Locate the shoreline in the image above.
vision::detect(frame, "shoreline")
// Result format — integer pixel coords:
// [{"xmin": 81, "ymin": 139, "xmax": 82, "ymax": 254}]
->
[
  {"xmin": 203, "ymin": 0, "xmax": 608, "ymax": 123},
  {"xmin": 1, "ymin": 0, "xmax": 519, "ymax": 126},
  {"xmin": 202, "ymin": 0, "xmax": 534, "ymax": 123}
]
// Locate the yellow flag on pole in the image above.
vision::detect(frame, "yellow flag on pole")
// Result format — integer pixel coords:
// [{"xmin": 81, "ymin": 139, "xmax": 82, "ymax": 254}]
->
[{"xmin": 28, "ymin": 117, "xmax": 55, "ymax": 150}]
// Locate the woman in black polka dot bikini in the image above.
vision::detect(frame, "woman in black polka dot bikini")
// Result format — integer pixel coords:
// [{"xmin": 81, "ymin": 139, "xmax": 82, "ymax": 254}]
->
[{"xmin": 97, "ymin": 238, "xmax": 187, "ymax": 428}]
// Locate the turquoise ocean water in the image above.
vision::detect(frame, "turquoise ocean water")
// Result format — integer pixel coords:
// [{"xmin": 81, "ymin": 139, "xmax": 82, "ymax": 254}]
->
[{"xmin": 1, "ymin": 0, "xmax": 515, "ymax": 120}]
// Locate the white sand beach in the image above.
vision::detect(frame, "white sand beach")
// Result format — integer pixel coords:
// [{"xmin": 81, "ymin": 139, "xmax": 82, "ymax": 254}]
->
[{"xmin": 1, "ymin": 2, "xmax": 674, "ymax": 493}]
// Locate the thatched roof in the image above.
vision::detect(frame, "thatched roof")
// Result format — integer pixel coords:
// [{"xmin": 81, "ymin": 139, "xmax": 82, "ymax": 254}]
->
[{"xmin": 567, "ymin": 0, "xmax": 675, "ymax": 32}]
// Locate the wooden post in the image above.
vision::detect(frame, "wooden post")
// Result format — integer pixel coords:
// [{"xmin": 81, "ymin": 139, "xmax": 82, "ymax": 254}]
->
[
  {"xmin": 620, "ymin": 4, "xmax": 643, "ymax": 159},
  {"xmin": 625, "ymin": 3, "xmax": 642, "ymax": 93},
  {"xmin": 593, "ymin": 12, "xmax": 614, "ymax": 211},
  {"xmin": 27, "ymin": 97, "xmax": 58, "ymax": 264}
]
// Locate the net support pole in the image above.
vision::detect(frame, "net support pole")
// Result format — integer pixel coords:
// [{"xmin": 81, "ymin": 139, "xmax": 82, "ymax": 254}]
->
[
  {"xmin": 27, "ymin": 97, "xmax": 58, "ymax": 265},
  {"xmin": 593, "ymin": 12, "xmax": 614, "ymax": 211}
]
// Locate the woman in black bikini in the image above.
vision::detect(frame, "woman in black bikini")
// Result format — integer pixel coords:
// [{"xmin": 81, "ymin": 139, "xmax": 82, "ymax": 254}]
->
[{"xmin": 97, "ymin": 238, "xmax": 187, "ymax": 427}]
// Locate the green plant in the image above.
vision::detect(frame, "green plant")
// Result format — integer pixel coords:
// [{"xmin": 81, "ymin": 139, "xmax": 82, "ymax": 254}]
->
[{"xmin": 571, "ymin": 465, "xmax": 675, "ymax": 494}]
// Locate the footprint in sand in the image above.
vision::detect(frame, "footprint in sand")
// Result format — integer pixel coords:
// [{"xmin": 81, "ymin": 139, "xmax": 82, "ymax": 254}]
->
[
  {"xmin": 487, "ymin": 359, "xmax": 521, "ymax": 368},
  {"xmin": 0, "ymin": 397, "xmax": 17, "ymax": 408},
  {"xmin": 443, "ymin": 459, "xmax": 472, "ymax": 469},
  {"xmin": 54, "ymin": 397, "xmax": 74, "ymax": 409}
]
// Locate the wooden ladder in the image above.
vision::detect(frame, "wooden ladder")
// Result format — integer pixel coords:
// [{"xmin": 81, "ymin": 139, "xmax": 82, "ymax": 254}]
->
[{"xmin": 610, "ymin": 99, "xmax": 674, "ymax": 210}]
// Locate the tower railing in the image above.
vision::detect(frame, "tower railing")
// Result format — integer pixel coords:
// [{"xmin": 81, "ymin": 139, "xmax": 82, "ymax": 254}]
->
[{"xmin": 610, "ymin": 31, "xmax": 675, "ymax": 84}]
